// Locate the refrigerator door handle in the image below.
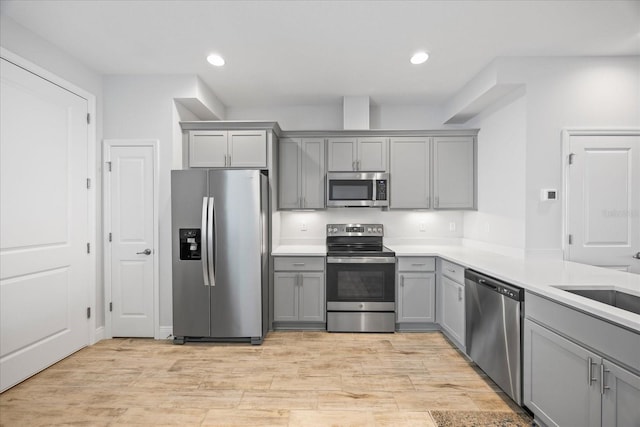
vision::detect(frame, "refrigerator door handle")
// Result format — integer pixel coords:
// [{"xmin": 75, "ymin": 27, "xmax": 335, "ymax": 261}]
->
[
  {"xmin": 208, "ymin": 196, "xmax": 216, "ymax": 287},
  {"xmin": 201, "ymin": 197, "xmax": 211, "ymax": 287}
]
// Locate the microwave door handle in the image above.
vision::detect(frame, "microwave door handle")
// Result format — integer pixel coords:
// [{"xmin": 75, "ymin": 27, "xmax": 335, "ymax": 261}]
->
[
  {"xmin": 208, "ymin": 196, "xmax": 216, "ymax": 287},
  {"xmin": 201, "ymin": 197, "xmax": 210, "ymax": 287}
]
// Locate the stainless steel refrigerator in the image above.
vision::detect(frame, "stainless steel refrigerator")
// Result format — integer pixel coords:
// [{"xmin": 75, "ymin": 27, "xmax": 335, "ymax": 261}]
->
[{"xmin": 171, "ymin": 169, "xmax": 269, "ymax": 345}]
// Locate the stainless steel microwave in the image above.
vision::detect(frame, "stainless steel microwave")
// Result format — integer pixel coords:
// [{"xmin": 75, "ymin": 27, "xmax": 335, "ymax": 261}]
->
[{"xmin": 326, "ymin": 172, "xmax": 389, "ymax": 207}]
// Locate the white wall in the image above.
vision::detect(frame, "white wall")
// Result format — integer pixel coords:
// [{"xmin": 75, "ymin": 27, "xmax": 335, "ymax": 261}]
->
[
  {"xmin": 463, "ymin": 90, "xmax": 527, "ymax": 255},
  {"xmin": 0, "ymin": 15, "xmax": 107, "ymax": 328},
  {"xmin": 227, "ymin": 105, "xmax": 343, "ymax": 130},
  {"xmin": 103, "ymin": 75, "xmax": 207, "ymax": 331},
  {"xmin": 518, "ymin": 57, "xmax": 640, "ymax": 257},
  {"xmin": 459, "ymin": 56, "xmax": 640, "ymax": 258},
  {"xmin": 280, "ymin": 210, "xmax": 464, "ymax": 244}
]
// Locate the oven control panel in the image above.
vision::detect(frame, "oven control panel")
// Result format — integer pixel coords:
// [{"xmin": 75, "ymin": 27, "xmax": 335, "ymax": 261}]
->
[{"xmin": 327, "ymin": 223, "xmax": 384, "ymax": 236}]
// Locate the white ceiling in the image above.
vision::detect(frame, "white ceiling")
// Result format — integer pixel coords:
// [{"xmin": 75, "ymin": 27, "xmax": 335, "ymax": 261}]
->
[{"xmin": 2, "ymin": 0, "xmax": 639, "ymax": 107}]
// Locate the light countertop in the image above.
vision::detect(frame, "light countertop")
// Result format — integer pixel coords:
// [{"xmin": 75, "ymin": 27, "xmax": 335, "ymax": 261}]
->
[{"xmin": 272, "ymin": 243, "xmax": 640, "ymax": 332}]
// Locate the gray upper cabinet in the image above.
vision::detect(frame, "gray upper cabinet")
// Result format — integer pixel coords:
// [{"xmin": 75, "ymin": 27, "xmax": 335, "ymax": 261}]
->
[
  {"xmin": 389, "ymin": 137, "xmax": 430, "ymax": 209},
  {"xmin": 278, "ymin": 138, "xmax": 300, "ymax": 209},
  {"xmin": 327, "ymin": 137, "xmax": 387, "ymax": 172},
  {"xmin": 433, "ymin": 136, "xmax": 475, "ymax": 209},
  {"xmin": 278, "ymin": 138, "xmax": 325, "ymax": 209},
  {"xmin": 189, "ymin": 130, "xmax": 267, "ymax": 168}
]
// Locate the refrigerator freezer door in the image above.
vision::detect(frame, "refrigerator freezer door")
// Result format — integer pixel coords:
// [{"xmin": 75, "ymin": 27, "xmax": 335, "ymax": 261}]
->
[
  {"xmin": 208, "ymin": 170, "xmax": 264, "ymax": 338},
  {"xmin": 171, "ymin": 170, "xmax": 210, "ymax": 337}
]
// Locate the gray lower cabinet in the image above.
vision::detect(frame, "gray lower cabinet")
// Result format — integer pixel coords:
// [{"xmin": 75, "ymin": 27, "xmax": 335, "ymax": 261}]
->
[
  {"xmin": 273, "ymin": 257, "xmax": 325, "ymax": 329},
  {"xmin": 396, "ymin": 257, "xmax": 436, "ymax": 330},
  {"xmin": 601, "ymin": 358, "xmax": 640, "ymax": 427},
  {"xmin": 524, "ymin": 292, "xmax": 640, "ymax": 427},
  {"xmin": 436, "ymin": 259, "xmax": 465, "ymax": 351},
  {"xmin": 278, "ymin": 138, "xmax": 325, "ymax": 209},
  {"xmin": 524, "ymin": 319, "xmax": 602, "ymax": 427}
]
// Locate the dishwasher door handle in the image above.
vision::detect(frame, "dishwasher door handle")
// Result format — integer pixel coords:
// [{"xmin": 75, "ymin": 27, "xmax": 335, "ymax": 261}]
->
[{"xmin": 477, "ymin": 278, "xmax": 498, "ymax": 291}]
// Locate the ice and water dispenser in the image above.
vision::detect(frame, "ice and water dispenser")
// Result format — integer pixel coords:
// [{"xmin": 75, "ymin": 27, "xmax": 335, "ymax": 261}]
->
[{"xmin": 179, "ymin": 228, "xmax": 201, "ymax": 260}]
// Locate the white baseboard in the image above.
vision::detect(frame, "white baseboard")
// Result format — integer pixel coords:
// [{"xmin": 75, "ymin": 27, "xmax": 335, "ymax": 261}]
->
[
  {"xmin": 157, "ymin": 326, "xmax": 173, "ymax": 340},
  {"xmin": 93, "ymin": 326, "xmax": 105, "ymax": 343}
]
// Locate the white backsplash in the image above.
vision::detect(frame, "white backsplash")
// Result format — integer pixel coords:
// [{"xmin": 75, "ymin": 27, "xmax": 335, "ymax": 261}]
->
[{"xmin": 279, "ymin": 209, "xmax": 464, "ymax": 241}]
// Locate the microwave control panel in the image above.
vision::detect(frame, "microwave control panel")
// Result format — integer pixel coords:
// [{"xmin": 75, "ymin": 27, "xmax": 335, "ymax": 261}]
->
[{"xmin": 376, "ymin": 180, "xmax": 387, "ymax": 201}]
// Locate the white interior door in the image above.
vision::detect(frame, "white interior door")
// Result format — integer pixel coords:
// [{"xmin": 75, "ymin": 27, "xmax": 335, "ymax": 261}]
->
[
  {"xmin": 565, "ymin": 132, "xmax": 640, "ymax": 273},
  {"xmin": 0, "ymin": 58, "xmax": 90, "ymax": 391},
  {"xmin": 105, "ymin": 142, "xmax": 156, "ymax": 337}
]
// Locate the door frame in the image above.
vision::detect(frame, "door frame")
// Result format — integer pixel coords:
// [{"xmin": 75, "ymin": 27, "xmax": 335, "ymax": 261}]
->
[
  {"xmin": 0, "ymin": 47, "xmax": 98, "ymax": 344},
  {"xmin": 561, "ymin": 128, "xmax": 640, "ymax": 261},
  {"xmin": 103, "ymin": 139, "xmax": 160, "ymax": 338}
]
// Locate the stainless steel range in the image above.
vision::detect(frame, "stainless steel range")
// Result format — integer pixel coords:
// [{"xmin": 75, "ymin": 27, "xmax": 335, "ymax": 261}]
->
[{"xmin": 326, "ymin": 224, "xmax": 396, "ymax": 333}]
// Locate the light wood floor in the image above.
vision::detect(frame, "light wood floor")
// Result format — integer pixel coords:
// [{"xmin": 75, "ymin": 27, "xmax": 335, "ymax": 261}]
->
[{"xmin": 0, "ymin": 331, "xmax": 532, "ymax": 426}]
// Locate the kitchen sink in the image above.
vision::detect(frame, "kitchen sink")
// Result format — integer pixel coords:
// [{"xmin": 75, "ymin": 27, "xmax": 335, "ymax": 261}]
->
[{"xmin": 555, "ymin": 287, "xmax": 640, "ymax": 316}]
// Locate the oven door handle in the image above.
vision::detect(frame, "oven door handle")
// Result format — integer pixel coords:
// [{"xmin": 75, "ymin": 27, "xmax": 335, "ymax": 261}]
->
[{"xmin": 327, "ymin": 257, "xmax": 396, "ymax": 264}]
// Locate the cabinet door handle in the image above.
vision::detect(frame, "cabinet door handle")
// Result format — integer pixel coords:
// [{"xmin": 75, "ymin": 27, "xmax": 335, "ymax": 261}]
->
[
  {"xmin": 357, "ymin": 160, "xmax": 361, "ymax": 170},
  {"xmin": 458, "ymin": 287, "xmax": 463, "ymax": 301},
  {"xmin": 587, "ymin": 357, "xmax": 597, "ymax": 386},
  {"xmin": 600, "ymin": 364, "xmax": 610, "ymax": 395},
  {"xmin": 293, "ymin": 263, "xmax": 305, "ymax": 266},
  {"xmin": 447, "ymin": 268, "xmax": 456, "ymax": 273},
  {"xmin": 633, "ymin": 251, "xmax": 640, "ymax": 259},
  {"xmin": 401, "ymin": 276, "xmax": 405, "ymax": 287},
  {"xmin": 412, "ymin": 263, "xmax": 426, "ymax": 266}
]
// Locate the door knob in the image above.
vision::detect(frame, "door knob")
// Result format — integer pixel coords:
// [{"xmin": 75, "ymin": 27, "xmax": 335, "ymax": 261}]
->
[
  {"xmin": 633, "ymin": 252, "xmax": 640, "ymax": 259},
  {"xmin": 136, "ymin": 249, "xmax": 152, "ymax": 255}
]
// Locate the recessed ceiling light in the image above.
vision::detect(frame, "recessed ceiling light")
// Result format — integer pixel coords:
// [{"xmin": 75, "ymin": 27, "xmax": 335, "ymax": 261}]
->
[
  {"xmin": 410, "ymin": 51, "xmax": 429, "ymax": 65},
  {"xmin": 207, "ymin": 54, "xmax": 225, "ymax": 67}
]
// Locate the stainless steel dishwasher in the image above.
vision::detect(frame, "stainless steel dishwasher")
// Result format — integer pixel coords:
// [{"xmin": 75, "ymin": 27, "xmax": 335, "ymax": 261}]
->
[{"xmin": 465, "ymin": 269, "xmax": 524, "ymax": 405}]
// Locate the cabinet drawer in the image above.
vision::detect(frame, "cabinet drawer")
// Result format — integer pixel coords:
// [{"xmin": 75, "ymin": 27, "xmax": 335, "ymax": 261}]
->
[
  {"xmin": 274, "ymin": 257, "xmax": 325, "ymax": 271},
  {"xmin": 397, "ymin": 257, "xmax": 435, "ymax": 272},
  {"xmin": 440, "ymin": 259, "xmax": 464, "ymax": 283}
]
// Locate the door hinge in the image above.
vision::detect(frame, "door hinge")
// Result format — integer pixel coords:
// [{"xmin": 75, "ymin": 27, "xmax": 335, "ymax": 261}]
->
[
  {"xmin": 568, "ymin": 153, "xmax": 575, "ymax": 165},
  {"xmin": 87, "ymin": 307, "xmax": 91, "ymax": 319},
  {"xmin": 106, "ymin": 161, "xmax": 112, "ymax": 172},
  {"xmin": 86, "ymin": 113, "xmax": 91, "ymax": 124},
  {"xmin": 108, "ymin": 232, "xmax": 112, "ymax": 242},
  {"xmin": 568, "ymin": 234, "xmax": 573, "ymax": 245},
  {"xmin": 87, "ymin": 242, "xmax": 91, "ymax": 253},
  {"xmin": 109, "ymin": 302, "xmax": 113, "ymax": 312}
]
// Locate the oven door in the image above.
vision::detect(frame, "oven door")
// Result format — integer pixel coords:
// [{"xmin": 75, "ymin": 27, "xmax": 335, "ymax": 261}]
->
[{"xmin": 326, "ymin": 257, "xmax": 396, "ymax": 311}]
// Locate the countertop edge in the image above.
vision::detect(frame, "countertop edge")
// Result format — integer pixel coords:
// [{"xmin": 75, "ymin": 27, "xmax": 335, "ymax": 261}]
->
[{"xmin": 272, "ymin": 244, "xmax": 640, "ymax": 332}]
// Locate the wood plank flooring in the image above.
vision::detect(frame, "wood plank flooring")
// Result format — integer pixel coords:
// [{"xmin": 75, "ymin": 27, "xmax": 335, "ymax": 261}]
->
[{"xmin": 0, "ymin": 331, "xmax": 532, "ymax": 426}]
